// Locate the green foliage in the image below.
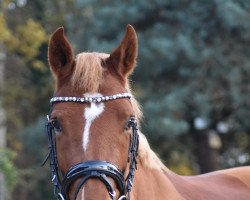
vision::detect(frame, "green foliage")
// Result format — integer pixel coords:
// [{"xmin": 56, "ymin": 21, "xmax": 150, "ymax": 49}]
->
[
  {"xmin": 0, "ymin": 13, "xmax": 48, "ymax": 61},
  {"xmin": 0, "ymin": 148, "xmax": 18, "ymax": 192},
  {"xmin": 15, "ymin": 19, "xmax": 47, "ymax": 61},
  {"xmin": 0, "ymin": 13, "xmax": 13, "ymax": 43}
]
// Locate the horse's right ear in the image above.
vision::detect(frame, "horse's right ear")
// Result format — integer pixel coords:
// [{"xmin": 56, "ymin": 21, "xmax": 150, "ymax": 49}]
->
[{"xmin": 48, "ymin": 27, "xmax": 74, "ymax": 80}]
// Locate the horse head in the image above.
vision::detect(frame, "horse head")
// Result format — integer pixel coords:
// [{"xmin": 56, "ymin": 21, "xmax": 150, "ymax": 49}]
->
[{"xmin": 46, "ymin": 25, "xmax": 140, "ymax": 200}]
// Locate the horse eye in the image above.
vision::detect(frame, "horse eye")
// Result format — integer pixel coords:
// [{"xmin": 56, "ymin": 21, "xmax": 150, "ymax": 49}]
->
[{"xmin": 51, "ymin": 119, "xmax": 62, "ymax": 132}]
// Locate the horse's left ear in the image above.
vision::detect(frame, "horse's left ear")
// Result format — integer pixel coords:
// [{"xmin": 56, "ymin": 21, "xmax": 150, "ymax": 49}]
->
[{"xmin": 109, "ymin": 24, "xmax": 138, "ymax": 78}]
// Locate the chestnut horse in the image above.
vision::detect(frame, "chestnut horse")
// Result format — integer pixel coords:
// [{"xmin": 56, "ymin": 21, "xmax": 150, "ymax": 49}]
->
[{"xmin": 44, "ymin": 25, "xmax": 250, "ymax": 200}]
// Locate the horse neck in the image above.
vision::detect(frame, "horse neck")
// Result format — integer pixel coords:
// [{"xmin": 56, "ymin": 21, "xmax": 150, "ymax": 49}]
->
[
  {"xmin": 130, "ymin": 159, "xmax": 183, "ymax": 200},
  {"xmin": 130, "ymin": 134, "xmax": 184, "ymax": 200}
]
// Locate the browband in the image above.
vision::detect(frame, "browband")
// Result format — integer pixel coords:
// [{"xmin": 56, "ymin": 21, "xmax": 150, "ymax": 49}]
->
[{"xmin": 50, "ymin": 92, "xmax": 131, "ymax": 104}]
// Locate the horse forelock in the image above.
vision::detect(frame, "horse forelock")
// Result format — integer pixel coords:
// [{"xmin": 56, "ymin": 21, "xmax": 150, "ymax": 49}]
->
[{"xmin": 71, "ymin": 52, "xmax": 109, "ymax": 92}]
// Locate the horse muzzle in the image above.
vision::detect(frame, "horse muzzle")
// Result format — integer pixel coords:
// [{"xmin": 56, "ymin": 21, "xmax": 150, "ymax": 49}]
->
[{"xmin": 58, "ymin": 160, "xmax": 127, "ymax": 200}]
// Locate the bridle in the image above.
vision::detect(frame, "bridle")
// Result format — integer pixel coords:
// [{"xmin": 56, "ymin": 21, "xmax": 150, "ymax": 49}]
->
[{"xmin": 42, "ymin": 92, "xmax": 139, "ymax": 200}]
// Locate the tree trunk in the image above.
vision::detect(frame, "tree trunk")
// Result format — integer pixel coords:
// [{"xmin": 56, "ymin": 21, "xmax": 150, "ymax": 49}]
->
[
  {"xmin": 193, "ymin": 131, "xmax": 220, "ymax": 173},
  {"xmin": 188, "ymin": 117, "xmax": 220, "ymax": 174},
  {"xmin": 0, "ymin": 44, "xmax": 6, "ymax": 200}
]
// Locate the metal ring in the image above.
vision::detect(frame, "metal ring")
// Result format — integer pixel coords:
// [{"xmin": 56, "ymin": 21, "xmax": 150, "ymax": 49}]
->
[
  {"xmin": 118, "ymin": 195, "xmax": 127, "ymax": 200},
  {"xmin": 57, "ymin": 193, "xmax": 65, "ymax": 200}
]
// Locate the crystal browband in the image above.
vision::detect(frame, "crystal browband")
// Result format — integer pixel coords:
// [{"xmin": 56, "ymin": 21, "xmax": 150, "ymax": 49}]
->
[{"xmin": 50, "ymin": 92, "xmax": 131, "ymax": 104}]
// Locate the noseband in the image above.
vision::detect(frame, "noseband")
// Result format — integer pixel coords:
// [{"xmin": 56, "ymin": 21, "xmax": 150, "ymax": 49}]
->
[{"xmin": 43, "ymin": 93, "xmax": 139, "ymax": 200}]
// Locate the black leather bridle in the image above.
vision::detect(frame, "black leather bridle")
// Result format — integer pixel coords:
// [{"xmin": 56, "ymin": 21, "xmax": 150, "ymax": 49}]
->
[{"xmin": 42, "ymin": 93, "xmax": 139, "ymax": 200}]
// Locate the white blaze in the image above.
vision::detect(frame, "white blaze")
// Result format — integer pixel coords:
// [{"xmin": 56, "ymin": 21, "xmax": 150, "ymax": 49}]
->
[
  {"xmin": 82, "ymin": 93, "xmax": 104, "ymax": 152},
  {"xmin": 81, "ymin": 188, "xmax": 84, "ymax": 200}
]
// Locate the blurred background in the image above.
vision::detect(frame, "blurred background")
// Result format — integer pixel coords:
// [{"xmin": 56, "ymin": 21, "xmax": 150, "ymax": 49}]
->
[{"xmin": 0, "ymin": 0, "xmax": 250, "ymax": 199}]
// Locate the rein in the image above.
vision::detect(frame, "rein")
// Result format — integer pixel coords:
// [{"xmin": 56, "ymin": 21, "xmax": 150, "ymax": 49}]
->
[{"xmin": 43, "ymin": 93, "xmax": 139, "ymax": 200}]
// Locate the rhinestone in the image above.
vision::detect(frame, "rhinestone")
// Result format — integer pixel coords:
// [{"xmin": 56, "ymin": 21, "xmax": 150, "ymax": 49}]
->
[
  {"xmin": 80, "ymin": 98, "xmax": 84, "ymax": 102},
  {"xmin": 106, "ymin": 96, "xmax": 109, "ymax": 100},
  {"xmin": 69, "ymin": 97, "xmax": 72, "ymax": 101},
  {"xmin": 73, "ymin": 97, "xmax": 76, "ymax": 101},
  {"xmin": 65, "ymin": 97, "xmax": 69, "ymax": 101},
  {"xmin": 85, "ymin": 97, "xmax": 89, "ymax": 101},
  {"xmin": 113, "ymin": 95, "xmax": 117, "ymax": 99},
  {"xmin": 89, "ymin": 97, "xmax": 92, "ymax": 102},
  {"xmin": 102, "ymin": 97, "xmax": 106, "ymax": 101},
  {"xmin": 59, "ymin": 97, "xmax": 63, "ymax": 101},
  {"xmin": 117, "ymin": 93, "xmax": 122, "ymax": 97},
  {"xmin": 97, "ymin": 98, "xmax": 102, "ymax": 102}
]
